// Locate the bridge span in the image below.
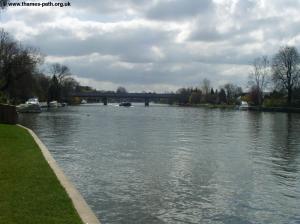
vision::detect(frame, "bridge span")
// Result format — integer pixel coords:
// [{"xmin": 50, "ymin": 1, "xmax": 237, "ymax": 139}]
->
[{"xmin": 70, "ymin": 92, "xmax": 177, "ymax": 106}]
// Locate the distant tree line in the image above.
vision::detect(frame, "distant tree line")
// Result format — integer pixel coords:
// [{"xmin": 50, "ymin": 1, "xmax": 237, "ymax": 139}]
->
[
  {"xmin": 176, "ymin": 46, "xmax": 300, "ymax": 108},
  {"xmin": 175, "ymin": 78, "xmax": 243, "ymax": 106},
  {"xmin": 0, "ymin": 29, "xmax": 95, "ymax": 105}
]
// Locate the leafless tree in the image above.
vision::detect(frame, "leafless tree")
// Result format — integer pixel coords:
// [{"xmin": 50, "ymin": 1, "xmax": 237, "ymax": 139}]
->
[
  {"xmin": 116, "ymin": 86, "xmax": 127, "ymax": 93},
  {"xmin": 201, "ymin": 78, "xmax": 211, "ymax": 95},
  {"xmin": 0, "ymin": 29, "xmax": 42, "ymax": 102},
  {"xmin": 272, "ymin": 46, "xmax": 300, "ymax": 105},
  {"xmin": 224, "ymin": 83, "xmax": 243, "ymax": 104},
  {"xmin": 248, "ymin": 56, "xmax": 270, "ymax": 105},
  {"xmin": 49, "ymin": 63, "xmax": 71, "ymax": 84},
  {"xmin": 0, "ymin": 29, "xmax": 25, "ymax": 92}
]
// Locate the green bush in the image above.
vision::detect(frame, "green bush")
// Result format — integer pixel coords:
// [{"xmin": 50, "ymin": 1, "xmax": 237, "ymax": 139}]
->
[{"xmin": 263, "ymin": 98, "xmax": 286, "ymax": 107}]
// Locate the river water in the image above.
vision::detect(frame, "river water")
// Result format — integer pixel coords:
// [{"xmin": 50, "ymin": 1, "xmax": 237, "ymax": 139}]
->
[{"xmin": 19, "ymin": 104, "xmax": 300, "ymax": 224}]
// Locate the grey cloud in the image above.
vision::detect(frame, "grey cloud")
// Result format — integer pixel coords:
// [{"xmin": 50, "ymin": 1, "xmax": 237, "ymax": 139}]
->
[
  {"xmin": 59, "ymin": 55, "xmax": 244, "ymax": 88},
  {"xmin": 5, "ymin": 9, "xmax": 53, "ymax": 24},
  {"xmin": 189, "ymin": 23, "xmax": 226, "ymax": 42},
  {"xmin": 69, "ymin": 0, "xmax": 151, "ymax": 14},
  {"xmin": 268, "ymin": 0, "xmax": 300, "ymax": 9},
  {"xmin": 189, "ymin": 16, "xmax": 281, "ymax": 43},
  {"xmin": 233, "ymin": 0, "xmax": 257, "ymax": 18},
  {"xmin": 25, "ymin": 26, "xmax": 175, "ymax": 63},
  {"xmin": 146, "ymin": 0, "xmax": 214, "ymax": 20}
]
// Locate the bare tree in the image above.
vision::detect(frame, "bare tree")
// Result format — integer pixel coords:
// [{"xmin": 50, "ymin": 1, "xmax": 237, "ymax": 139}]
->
[
  {"xmin": 1, "ymin": 29, "xmax": 32, "ymax": 92},
  {"xmin": 224, "ymin": 83, "xmax": 243, "ymax": 104},
  {"xmin": 116, "ymin": 86, "xmax": 127, "ymax": 93},
  {"xmin": 272, "ymin": 46, "xmax": 300, "ymax": 105},
  {"xmin": 248, "ymin": 56, "xmax": 270, "ymax": 105},
  {"xmin": 201, "ymin": 78, "xmax": 211, "ymax": 95},
  {"xmin": 61, "ymin": 76, "xmax": 79, "ymax": 98},
  {"xmin": 0, "ymin": 29, "xmax": 42, "ymax": 102},
  {"xmin": 49, "ymin": 63, "xmax": 71, "ymax": 84}
]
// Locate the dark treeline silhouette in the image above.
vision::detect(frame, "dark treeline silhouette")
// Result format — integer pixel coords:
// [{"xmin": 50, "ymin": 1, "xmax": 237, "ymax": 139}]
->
[
  {"xmin": 0, "ymin": 29, "xmax": 42, "ymax": 104},
  {"xmin": 175, "ymin": 79, "xmax": 243, "ymax": 106},
  {"xmin": 0, "ymin": 29, "xmax": 96, "ymax": 105}
]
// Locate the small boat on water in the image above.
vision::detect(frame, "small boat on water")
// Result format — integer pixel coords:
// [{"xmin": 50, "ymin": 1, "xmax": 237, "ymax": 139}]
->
[
  {"xmin": 17, "ymin": 97, "xmax": 42, "ymax": 113},
  {"xmin": 119, "ymin": 102, "xmax": 132, "ymax": 107},
  {"xmin": 49, "ymin": 100, "xmax": 61, "ymax": 108},
  {"xmin": 40, "ymin": 102, "xmax": 49, "ymax": 108},
  {"xmin": 81, "ymin": 99, "xmax": 87, "ymax": 104},
  {"xmin": 239, "ymin": 101, "xmax": 249, "ymax": 110}
]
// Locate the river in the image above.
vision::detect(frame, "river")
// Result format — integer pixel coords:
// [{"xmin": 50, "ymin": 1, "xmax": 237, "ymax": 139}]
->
[{"xmin": 19, "ymin": 103, "xmax": 300, "ymax": 224}]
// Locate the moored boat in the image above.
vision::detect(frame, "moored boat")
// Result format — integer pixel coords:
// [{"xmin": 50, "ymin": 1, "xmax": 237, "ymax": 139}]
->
[
  {"xmin": 40, "ymin": 102, "xmax": 48, "ymax": 108},
  {"xmin": 239, "ymin": 101, "xmax": 249, "ymax": 110},
  {"xmin": 49, "ymin": 101, "xmax": 60, "ymax": 108},
  {"xmin": 26, "ymin": 98, "xmax": 39, "ymax": 105},
  {"xmin": 17, "ymin": 97, "xmax": 42, "ymax": 113},
  {"xmin": 119, "ymin": 102, "xmax": 131, "ymax": 107},
  {"xmin": 17, "ymin": 99, "xmax": 42, "ymax": 113}
]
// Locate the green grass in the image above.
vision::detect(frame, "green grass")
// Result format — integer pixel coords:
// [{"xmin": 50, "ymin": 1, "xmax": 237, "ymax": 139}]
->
[
  {"xmin": 188, "ymin": 103, "xmax": 236, "ymax": 109},
  {"xmin": 0, "ymin": 124, "xmax": 83, "ymax": 224}
]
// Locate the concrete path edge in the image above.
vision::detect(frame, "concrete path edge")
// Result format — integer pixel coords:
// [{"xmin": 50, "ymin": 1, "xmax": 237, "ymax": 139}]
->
[{"xmin": 18, "ymin": 125, "xmax": 101, "ymax": 224}]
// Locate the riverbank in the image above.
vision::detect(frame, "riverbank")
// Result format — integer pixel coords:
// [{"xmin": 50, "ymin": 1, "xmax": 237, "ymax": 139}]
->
[
  {"xmin": 177, "ymin": 103, "xmax": 300, "ymax": 113},
  {"xmin": 177, "ymin": 103, "xmax": 236, "ymax": 109},
  {"xmin": 0, "ymin": 124, "xmax": 91, "ymax": 224},
  {"xmin": 248, "ymin": 106, "xmax": 300, "ymax": 113}
]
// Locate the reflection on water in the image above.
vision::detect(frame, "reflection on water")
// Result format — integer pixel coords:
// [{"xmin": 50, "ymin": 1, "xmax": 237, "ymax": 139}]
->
[{"xmin": 19, "ymin": 104, "xmax": 300, "ymax": 224}]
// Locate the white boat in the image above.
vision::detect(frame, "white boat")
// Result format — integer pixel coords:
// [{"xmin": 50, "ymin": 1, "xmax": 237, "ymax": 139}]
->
[
  {"xmin": 17, "ymin": 98, "xmax": 41, "ymax": 113},
  {"xmin": 81, "ymin": 99, "xmax": 87, "ymax": 104},
  {"xmin": 40, "ymin": 102, "xmax": 49, "ymax": 108},
  {"xmin": 17, "ymin": 104, "xmax": 42, "ymax": 113},
  {"xmin": 49, "ymin": 101, "xmax": 59, "ymax": 108},
  {"xmin": 239, "ymin": 101, "xmax": 249, "ymax": 110},
  {"xmin": 26, "ymin": 98, "xmax": 39, "ymax": 105}
]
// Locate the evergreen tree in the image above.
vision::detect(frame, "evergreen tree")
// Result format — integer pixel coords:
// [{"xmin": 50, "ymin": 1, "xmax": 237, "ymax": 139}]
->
[
  {"xmin": 218, "ymin": 88, "xmax": 227, "ymax": 104},
  {"xmin": 47, "ymin": 75, "xmax": 61, "ymax": 103}
]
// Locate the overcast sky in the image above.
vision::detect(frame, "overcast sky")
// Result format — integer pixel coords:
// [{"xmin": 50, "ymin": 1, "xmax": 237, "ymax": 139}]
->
[{"xmin": 1, "ymin": 0, "xmax": 300, "ymax": 92}]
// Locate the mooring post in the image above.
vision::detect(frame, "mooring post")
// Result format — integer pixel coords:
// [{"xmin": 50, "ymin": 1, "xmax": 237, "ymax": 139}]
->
[
  {"xmin": 145, "ymin": 98, "xmax": 149, "ymax": 107},
  {"xmin": 103, "ymin": 97, "xmax": 108, "ymax": 106}
]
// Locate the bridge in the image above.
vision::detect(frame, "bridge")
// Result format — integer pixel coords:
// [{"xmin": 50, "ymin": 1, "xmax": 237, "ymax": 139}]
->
[{"xmin": 70, "ymin": 92, "xmax": 177, "ymax": 106}]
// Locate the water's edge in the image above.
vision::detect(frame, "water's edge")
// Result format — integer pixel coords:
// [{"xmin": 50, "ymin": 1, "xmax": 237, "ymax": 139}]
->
[{"xmin": 18, "ymin": 124, "xmax": 101, "ymax": 224}]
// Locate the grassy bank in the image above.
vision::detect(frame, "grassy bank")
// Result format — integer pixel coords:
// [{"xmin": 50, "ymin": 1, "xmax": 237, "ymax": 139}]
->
[
  {"xmin": 0, "ymin": 124, "xmax": 83, "ymax": 224},
  {"xmin": 177, "ymin": 103, "xmax": 236, "ymax": 109}
]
